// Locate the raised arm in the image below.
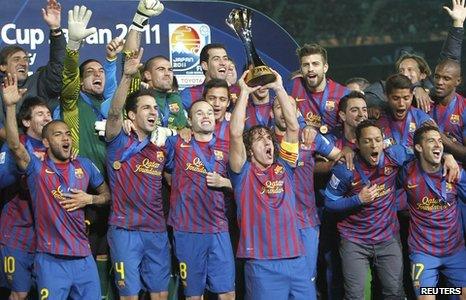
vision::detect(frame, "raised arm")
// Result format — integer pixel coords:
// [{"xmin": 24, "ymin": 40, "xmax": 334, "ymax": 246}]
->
[
  {"xmin": 2, "ymin": 74, "xmax": 30, "ymax": 170},
  {"xmin": 229, "ymin": 71, "xmax": 260, "ymax": 173},
  {"xmin": 38, "ymin": 0, "xmax": 66, "ymax": 100},
  {"xmin": 105, "ymin": 48, "xmax": 144, "ymax": 140},
  {"xmin": 61, "ymin": 5, "xmax": 97, "ymax": 111},
  {"xmin": 440, "ymin": 0, "xmax": 466, "ymax": 62},
  {"xmin": 265, "ymin": 70, "xmax": 299, "ymax": 144}
]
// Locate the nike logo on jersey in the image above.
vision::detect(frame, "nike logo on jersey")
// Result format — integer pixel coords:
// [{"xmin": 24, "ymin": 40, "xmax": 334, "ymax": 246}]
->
[
  {"xmin": 295, "ymin": 97, "xmax": 306, "ymax": 102},
  {"xmin": 351, "ymin": 181, "xmax": 360, "ymax": 187},
  {"xmin": 45, "ymin": 169, "xmax": 55, "ymax": 174},
  {"xmin": 180, "ymin": 143, "xmax": 191, "ymax": 148},
  {"xmin": 407, "ymin": 184, "xmax": 418, "ymax": 189}
]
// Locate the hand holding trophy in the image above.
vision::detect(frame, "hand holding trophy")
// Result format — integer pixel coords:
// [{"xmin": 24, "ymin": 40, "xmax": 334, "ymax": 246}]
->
[{"xmin": 226, "ymin": 8, "xmax": 276, "ymax": 87}]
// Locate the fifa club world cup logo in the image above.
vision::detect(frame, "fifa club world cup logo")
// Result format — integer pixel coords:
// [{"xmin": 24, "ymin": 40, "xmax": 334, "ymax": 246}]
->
[{"xmin": 226, "ymin": 8, "xmax": 276, "ymax": 87}]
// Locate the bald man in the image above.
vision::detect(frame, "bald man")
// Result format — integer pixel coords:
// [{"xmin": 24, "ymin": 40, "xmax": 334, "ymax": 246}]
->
[{"xmin": 430, "ymin": 58, "xmax": 466, "ymax": 164}]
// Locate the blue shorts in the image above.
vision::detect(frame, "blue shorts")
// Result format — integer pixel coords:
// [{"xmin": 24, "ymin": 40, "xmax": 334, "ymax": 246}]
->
[
  {"xmin": 244, "ymin": 256, "xmax": 313, "ymax": 300},
  {"xmin": 0, "ymin": 245, "xmax": 34, "ymax": 293},
  {"xmin": 410, "ymin": 248, "xmax": 466, "ymax": 296},
  {"xmin": 299, "ymin": 226, "xmax": 319, "ymax": 300},
  {"xmin": 34, "ymin": 253, "xmax": 100, "ymax": 300},
  {"xmin": 107, "ymin": 227, "xmax": 171, "ymax": 296},
  {"xmin": 173, "ymin": 231, "xmax": 235, "ymax": 297}
]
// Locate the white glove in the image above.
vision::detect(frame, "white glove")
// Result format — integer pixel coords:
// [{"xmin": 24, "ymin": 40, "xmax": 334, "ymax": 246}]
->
[
  {"xmin": 131, "ymin": 0, "xmax": 164, "ymax": 31},
  {"xmin": 67, "ymin": 6, "xmax": 97, "ymax": 50},
  {"xmin": 150, "ymin": 126, "xmax": 176, "ymax": 147},
  {"xmin": 95, "ymin": 120, "xmax": 107, "ymax": 137}
]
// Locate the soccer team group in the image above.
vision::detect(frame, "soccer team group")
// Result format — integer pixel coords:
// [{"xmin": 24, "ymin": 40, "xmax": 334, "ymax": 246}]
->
[{"xmin": 1, "ymin": 0, "xmax": 466, "ymax": 299}]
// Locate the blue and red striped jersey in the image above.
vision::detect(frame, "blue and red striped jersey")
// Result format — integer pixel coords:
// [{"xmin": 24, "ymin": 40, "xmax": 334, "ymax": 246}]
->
[
  {"xmin": 215, "ymin": 119, "xmax": 230, "ymax": 142},
  {"xmin": 180, "ymin": 82, "xmax": 241, "ymax": 110},
  {"xmin": 245, "ymin": 100, "xmax": 273, "ymax": 130},
  {"xmin": 229, "ymin": 158, "xmax": 303, "ymax": 259},
  {"xmin": 324, "ymin": 145, "xmax": 413, "ymax": 244},
  {"xmin": 25, "ymin": 154, "xmax": 104, "ymax": 256},
  {"xmin": 377, "ymin": 107, "xmax": 432, "ymax": 148},
  {"xmin": 400, "ymin": 162, "xmax": 466, "ymax": 256},
  {"xmin": 326, "ymin": 126, "xmax": 357, "ymax": 151},
  {"xmin": 107, "ymin": 130, "xmax": 167, "ymax": 232},
  {"xmin": 429, "ymin": 94, "xmax": 466, "ymax": 144},
  {"xmin": 294, "ymin": 134, "xmax": 335, "ymax": 228},
  {"xmin": 0, "ymin": 135, "xmax": 45, "ymax": 252},
  {"xmin": 286, "ymin": 78, "xmax": 349, "ymax": 130},
  {"xmin": 165, "ymin": 135, "xmax": 230, "ymax": 233}
]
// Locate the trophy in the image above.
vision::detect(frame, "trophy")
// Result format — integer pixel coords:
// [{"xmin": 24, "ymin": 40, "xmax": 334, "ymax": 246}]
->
[{"xmin": 226, "ymin": 8, "xmax": 276, "ymax": 87}]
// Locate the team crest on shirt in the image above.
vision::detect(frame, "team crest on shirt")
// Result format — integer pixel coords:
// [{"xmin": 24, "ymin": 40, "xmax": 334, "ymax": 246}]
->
[
  {"xmin": 325, "ymin": 100, "xmax": 335, "ymax": 111},
  {"xmin": 274, "ymin": 165, "xmax": 284, "ymax": 175},
  {"xmin": 384, "ymin": 166, "xmax": 394, "ymax": 175},
  {"xmin": 169, "ymin": 103, "xmax": 180, "ymax": 113},
  {"xmin": 450, "ymin": 114, "xmax": 460, "ymax": 124},
  {"xmin": 156, "ymin": 151, "xmax": 165, "ymax": 162},
  {"xmin": 409, "ymin": 122, "xmax": 416, "ymax": 133},
  {"xmin": 214, "ymin": 150, "xmax": 224, "ymax": 161},
  {"xmin": 74, "ymin": 168, "xmax": 84, "ymax": 179}
]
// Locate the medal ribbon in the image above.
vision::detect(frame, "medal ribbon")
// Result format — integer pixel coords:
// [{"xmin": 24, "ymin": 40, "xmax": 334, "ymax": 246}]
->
[
  {"xmin": 390, "ymin": 111, "xmax": 413, "ymax": 146},
  {"xmin": 420, "ymin": 166, "xmax": 447, "ymax": 204},
  {"xmin": 80, "ymin": 92, "xmax": 105, "ymax": 121},
  {"xmin": 119, "ymin": 137, "xmax": 150, "ymax": 163},
  {"xmin": 354, "ymin": 152, "xmax": 385, "ymax": 185},
  {"xmin": 46, "ymin": 157, "xmax": 76, "ymax": 192},
  {"xmin": 191, "ymin": 136, "xmax": 217, "ymax": 173}
]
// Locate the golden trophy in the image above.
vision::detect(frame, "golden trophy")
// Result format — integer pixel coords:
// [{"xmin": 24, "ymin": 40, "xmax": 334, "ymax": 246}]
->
[{"xmin": 226, "ymin": 8, "xmax": 277, "ymax": 87}]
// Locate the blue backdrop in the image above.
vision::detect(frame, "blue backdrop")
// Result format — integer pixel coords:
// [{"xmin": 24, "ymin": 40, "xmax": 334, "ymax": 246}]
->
[{"xmin": 0, "ymin": 0, "xmax": 299, "ymax": 89}]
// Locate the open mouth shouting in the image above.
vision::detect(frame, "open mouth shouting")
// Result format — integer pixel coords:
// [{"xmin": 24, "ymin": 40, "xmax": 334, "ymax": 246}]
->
[
  {"xmin": 369, "ymin": 151, "xmax": 380, "ymax": 165},
  {"xmin": 432, "ymin": 148, "xmax": 442, "ymax": 160},
  {"xmin": 394, "ymin": 108, "xmax": 406, "ymax": 120},
  {"xmin": 265, "ymin": 146, "xmax": 273, "ymax": 160}
]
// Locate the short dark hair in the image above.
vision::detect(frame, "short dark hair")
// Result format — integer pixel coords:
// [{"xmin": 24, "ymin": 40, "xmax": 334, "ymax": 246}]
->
[
  {"xmin": 345, "ymin": 77, "xmax": 370, "ymax": 90},
  {"xmin": 355, "ymin": 120, "xmax": 382, "ymax": 142},
  {"xmin": 413, "ymin": 125, "xmax": 440, "ymax": 159},
  {"xmin": 385, "ymin": 74, "xmax": 413, "ymax": 96},
  {"xmin": 125, "ymin": 89, "xmax": 155, "ymax": 114},
  {"xmin": 17, "ymin": 96, "xmax": 50, "ymax": 131},
  {"xmin": 338, "ymin": 91, "xmax": 366, "ymax": 113},
  {"xmin": 296, "ymin": 43, "xmax": 327, "ymax": 64},
  {"xmin": 187, "ymin": 99, "xmax": 212, "ymax": 119},
  {"xmin": 200, "ymin": 43, "xmax": 226, "ymax": 64},
  {"xmin": 203, "ymin": 79, "xmax": 230, "ymax": 98},
  {"xmin": 395, "ymin": 53, "xmax": 431, "ymax": 77},
  {"xmin": 143, "ymin": 55, "xmax": 170, "ymax": 73},
  {"xmin": 0, "ymin": 45, "xmax": 26, "ymax": 66},
  {"xmin": 79, "ymin": 59, "xmax": 102, "ymax": 79},
  {"xmin": 243, "ymin": 125, "xmax": 278, "ymax": 161},
  {"xmin": 41, "ymin": 120, "xmax": 68, "ymax": 139}
]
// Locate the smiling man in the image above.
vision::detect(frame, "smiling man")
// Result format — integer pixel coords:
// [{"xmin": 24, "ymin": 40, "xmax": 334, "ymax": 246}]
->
[
  {"xmin": 0, "ymin": 0, "xmax": 65, "ymax": 141},
  {"xmin": 399, "ymin": 126, "xmax": 466, "ymax": 299},
  {"xmin": 180, "ymin": 43, "xmax": 240, "ymax": 110},
  {"xmin": 165, "ymin": 99, "xmax": 235, "ymax": 300}
]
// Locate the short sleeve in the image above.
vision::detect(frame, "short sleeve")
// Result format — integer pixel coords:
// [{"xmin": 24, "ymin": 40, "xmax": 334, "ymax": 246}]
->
[
  {"xmin": 315, "ymin": 133, "xmax": 335, "ymax": 157},
  {"xmin": 81, "ymin": 158, "xmax": 105, "ymax": 189}
]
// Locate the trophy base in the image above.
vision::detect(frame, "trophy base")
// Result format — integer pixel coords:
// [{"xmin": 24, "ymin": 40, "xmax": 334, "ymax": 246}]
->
[{"xmin": 246, "ymin": 65, "xmax": 277, "ymax": 87}]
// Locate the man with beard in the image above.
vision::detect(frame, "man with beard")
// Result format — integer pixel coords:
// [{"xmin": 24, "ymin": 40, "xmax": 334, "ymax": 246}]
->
[
  {"xmin": 105, "ymin": 48, "xmax": 171, "ymax": 299},
  {"xmin": 399, "ymin": 126, "xmax": 466, "ymax": 298},
  {"xmin": 123, "ymin": 0, "xmax": 187, "ymax": 132},
  {"xmin": 0, "ymin": 96, "xmax": 51, "ymax": 299},
  {"xmin": 287, "ymin": 43, "xmax": 349, "ymax": 134},
  {"xmin": 3, "ymin": 72, "xmax": 110, "ymax": 299},
  {"xmin": 180, "ymin": 44, "xmax": 240, "ymax": 110},
  {"xmin": 0, "ymin": 0, "xmax": 65, "ymax": 141},
  {"xmin": 165, "ymin": 99, "xmax": 235, "ymax": 300}
]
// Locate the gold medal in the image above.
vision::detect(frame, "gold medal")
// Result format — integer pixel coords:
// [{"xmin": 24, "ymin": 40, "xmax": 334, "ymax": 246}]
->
[
  {"xmin": 319, "ymin": 125, "xmax": 328, "ymax": 134},
  {"xmin": 112, "ymin": 161, "xmax": 121, "ymax": 170}
]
